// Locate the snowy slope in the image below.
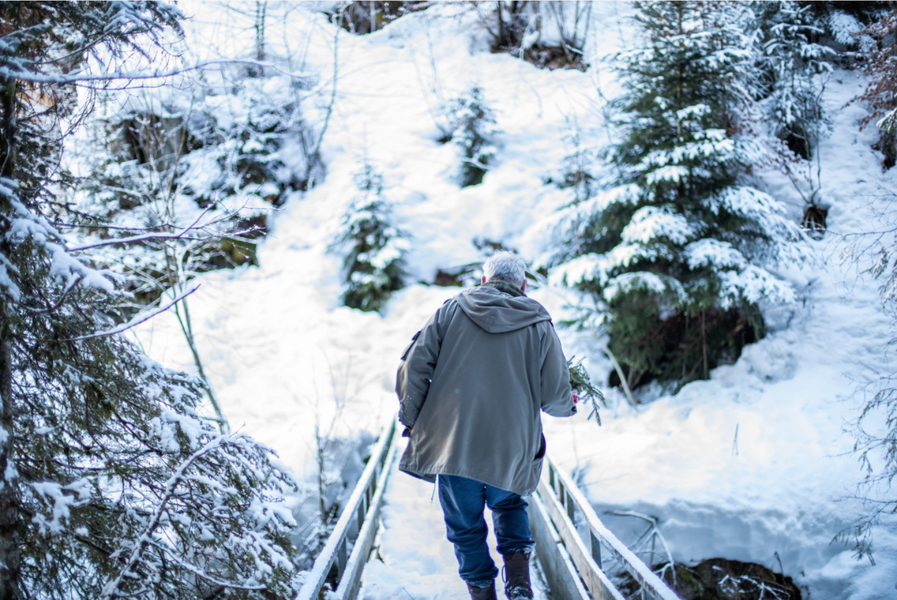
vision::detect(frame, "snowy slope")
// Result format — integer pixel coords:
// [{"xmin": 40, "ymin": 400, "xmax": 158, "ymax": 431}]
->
[{"xmin": 131, "ymin": 3, "xmax": 896, "ymax": 598}]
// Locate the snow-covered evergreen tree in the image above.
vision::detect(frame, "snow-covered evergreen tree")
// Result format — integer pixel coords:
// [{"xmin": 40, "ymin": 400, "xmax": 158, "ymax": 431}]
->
[
  {"xmin": 0, "ymin": 4, "xmax": 300, "ymax": 597},
  {"xmin": 805, "ymin": 1, "xmax": 885, "ymax": 56},
  {"xmin": 752, "ymin": 1, "xmax": 834, "ymax": 237},
  {"xmin": 552, "ymin": 1, "xmax": 799, "ymax": 389},
  {"xmin": 444, "ymin": 85, "xmax": 499, "ymax": 187},
  {"xmin": 558, "ymin": 118, "xmax": 598, "ymax": 206},
  {"xmin": 332, "ymin": 161, "xmax": 409, "ymax": 312},
  {"xmin": 755, "ymin": 1, "xmax": 834, "ymax": 162}
]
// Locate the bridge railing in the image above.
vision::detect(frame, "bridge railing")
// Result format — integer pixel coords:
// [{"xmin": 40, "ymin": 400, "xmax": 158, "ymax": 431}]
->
[
  {"xmin": 297, "ymin": 420, "xmax": 680, "ymax": 600},
  {"xmin": 529, "ymin": 454, "xmax": 681, "ymax": 600},
  {"xmin": 295, "ymin": 418, "xmax": 399, "ymax": 600}
]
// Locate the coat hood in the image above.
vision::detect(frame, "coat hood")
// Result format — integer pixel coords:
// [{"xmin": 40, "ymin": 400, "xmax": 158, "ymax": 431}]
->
[{"xmin": 455, "ymin": 286, "xmax": 552, "ymax": 334}]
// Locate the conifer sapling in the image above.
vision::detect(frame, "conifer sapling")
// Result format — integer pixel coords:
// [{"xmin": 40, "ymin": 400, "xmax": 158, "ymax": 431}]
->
[
  {"xmin": 444, "ymin": 85, "xmax": 499, "ymax": 187},
  {"xmin": 567, "ymin": 357, "xmax": 604, "ymax": 427},
  {"xmin": 332, "ymin": 162, "xmax": 409, "ymax": 312}
]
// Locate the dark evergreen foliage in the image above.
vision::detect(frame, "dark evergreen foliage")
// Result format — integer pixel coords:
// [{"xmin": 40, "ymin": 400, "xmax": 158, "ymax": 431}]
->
[
  {"xmin": 800, "ymin": 0, "xmax": 889, "ymax": 49},
  {"xmin": 0, "ymin": 3, "xmax": 300, "ymax": 597},
  {"xmin": 549, "ymin": 1, "xmax": 798, "ymax": 391}
]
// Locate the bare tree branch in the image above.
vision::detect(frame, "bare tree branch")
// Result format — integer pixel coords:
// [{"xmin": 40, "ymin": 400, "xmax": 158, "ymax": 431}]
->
[
  {"xmin": 42, "ymin": 285, "xmax": 200, "ymax": 343},
  {"xmin": 2, "ymin": 59, "xmax": 310, "ymax": 85}
]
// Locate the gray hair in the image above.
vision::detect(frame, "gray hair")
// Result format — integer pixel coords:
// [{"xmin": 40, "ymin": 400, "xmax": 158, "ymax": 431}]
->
[{"xmin": 483, "ymin": 251, "xmax": 527, "ymax": 287}]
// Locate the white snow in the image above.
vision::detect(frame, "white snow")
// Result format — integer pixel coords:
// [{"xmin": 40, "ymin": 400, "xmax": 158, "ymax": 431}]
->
[
  {"xmin": 31, "ymin": 479, "xmax": 90, "ymax": 536},
  {"xmin": 620, "ymin": 206, "xmax": 694, "ymax": 246}
]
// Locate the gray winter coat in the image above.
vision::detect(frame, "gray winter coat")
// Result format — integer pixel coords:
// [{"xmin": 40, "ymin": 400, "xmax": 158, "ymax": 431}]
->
[{"xmin": 395, "ymin": 284, "xmax": 575, "ymax": 496}]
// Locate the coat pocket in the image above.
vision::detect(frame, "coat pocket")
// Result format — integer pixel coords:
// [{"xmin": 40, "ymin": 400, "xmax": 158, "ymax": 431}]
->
[{"xmin": 534, "ymin": 432, "xmax": 546, "ymax": 460}]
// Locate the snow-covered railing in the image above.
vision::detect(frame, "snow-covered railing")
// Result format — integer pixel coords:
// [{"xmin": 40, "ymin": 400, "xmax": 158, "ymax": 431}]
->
[
  {"xmin": 296, "ymin": 419, "xmax": 399, "ymax": 600},
  {"xmin": 529, "ymin": 456, "xmax": 681, "ymax": 600}
]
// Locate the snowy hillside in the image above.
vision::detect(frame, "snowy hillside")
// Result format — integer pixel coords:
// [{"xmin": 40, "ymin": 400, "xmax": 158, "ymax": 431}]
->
[{"xmin": 122, "ymin": 2, "xmax": 897, "ymax": 599}]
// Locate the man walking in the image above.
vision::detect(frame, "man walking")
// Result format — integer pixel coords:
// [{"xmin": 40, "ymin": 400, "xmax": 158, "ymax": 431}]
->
[{"xmin": 395, "ymin": 252, "xmax": 576, "ymax": 600}]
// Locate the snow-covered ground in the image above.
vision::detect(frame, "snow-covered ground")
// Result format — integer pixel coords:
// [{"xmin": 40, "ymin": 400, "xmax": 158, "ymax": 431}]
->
[{"xmin": 131, "ymin": 3, "xmax": 897, "ymax": 598}]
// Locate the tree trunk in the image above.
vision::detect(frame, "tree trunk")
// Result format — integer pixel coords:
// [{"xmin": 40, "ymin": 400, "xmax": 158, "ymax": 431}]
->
[
  {"xmin": 255, "ymin": 1, "xmax": 267, "ymax": 61},
  {"xmin": 0, "ymin": 326, "xmax": 18, "ymax": 600},
  {"xmin": 176, "ymin": 296, "xmax": 228, "ymax": 433},
  {"xmin": 880, "ymin": 129, "xmax": 897, "ymax": 170},
  {"xmin": 496, "ymin": 1, "xmax": 504, "ymax": 48},
  {"xmin": 701, "ymin": 309, "xmax": 708, "ymax": 380},
  {"xmin": 314, "ymin": 425, "xmax": 329, "ymax": 551},
  {"xmin": 0, "ymin": 74, "xmax": 21, "ymax": 600}
]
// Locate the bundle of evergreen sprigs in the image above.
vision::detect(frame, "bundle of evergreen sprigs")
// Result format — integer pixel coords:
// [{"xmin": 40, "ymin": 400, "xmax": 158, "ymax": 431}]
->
[{"xmin": 568, "ymin": 358, "xmax": 605, "ymax": 426}]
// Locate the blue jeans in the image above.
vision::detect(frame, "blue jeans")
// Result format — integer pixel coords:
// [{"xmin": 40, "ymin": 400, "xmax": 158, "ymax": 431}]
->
[{"xmin": 437, "ymin": 475, "xmax": 536, "ymax": 588}]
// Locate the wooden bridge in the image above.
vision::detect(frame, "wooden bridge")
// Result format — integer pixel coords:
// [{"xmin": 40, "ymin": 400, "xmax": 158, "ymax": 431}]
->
[{"xmin": 296, "ymin": 420, "xmax": 681, "ymax": 600}]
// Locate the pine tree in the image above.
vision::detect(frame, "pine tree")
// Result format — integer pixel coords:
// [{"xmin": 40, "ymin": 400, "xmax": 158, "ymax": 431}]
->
[
  {"xmin": 552, "ymin": 1, "xmax": 798, "ymax": 390},
  {"xmin": 445, "ymin": 85, "xmax": 499, "ymax": 187},
  {"xmin": 332, "ymin": 162, "xmax": 409, "ymax": 312},
  {"xmin": 0, "ymin": 3, "xmax": 300, "ymax": 597},
  {"xmin": 755, "ymin": 0, "xmax": 834, "ymax": 162},
  {"xmin": 753, "ymin": 1, "xmax": 834, "ymax": 238},
  {"xmin": 558, "ymin": 118, "xmax": 598, "ymax": 206}
]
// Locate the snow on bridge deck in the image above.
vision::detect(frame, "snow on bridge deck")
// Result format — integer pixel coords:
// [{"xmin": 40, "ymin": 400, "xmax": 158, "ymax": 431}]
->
[{"xmin": 359, "ymin": 438, "xmax": 551, "ymax": 600}]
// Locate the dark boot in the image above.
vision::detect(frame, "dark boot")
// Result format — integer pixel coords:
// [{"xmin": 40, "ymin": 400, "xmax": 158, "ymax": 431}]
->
[
  {"xmin": 467, "ymin": 580, "xmax": 497, "ymax": 600},
  {"xmin": 502, "ymin": 551, "xmax": 534, "ymax": 600}
]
